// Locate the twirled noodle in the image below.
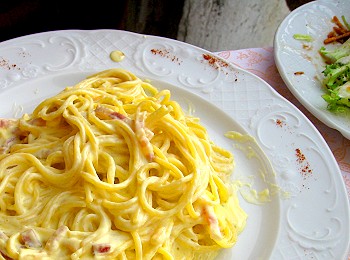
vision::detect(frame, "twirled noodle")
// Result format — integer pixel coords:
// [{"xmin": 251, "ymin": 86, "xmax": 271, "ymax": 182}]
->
[{"xmin": 0, "ymin": 68, "xmax": 247, "ymax": 259}]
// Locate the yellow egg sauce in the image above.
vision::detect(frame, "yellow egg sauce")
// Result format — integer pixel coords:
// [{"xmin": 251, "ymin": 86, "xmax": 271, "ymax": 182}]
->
[
  {"xmin": 110, "ymin": 50, "xmax": 125, "ymax": 62},
  {"xmin": 0, "ymin": 70, "xmax": 249, "ymax": 260},
  {"xmin": 0, "ymin": 119, "xmax": 21, "ymax": 154},
  {"xmin": 225, "ymin": 131, "xmax": 289, "ymax": 204}
]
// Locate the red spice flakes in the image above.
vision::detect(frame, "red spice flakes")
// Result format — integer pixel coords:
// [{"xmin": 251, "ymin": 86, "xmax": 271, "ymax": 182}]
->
[
  {"xmin": 295, "ymin": 148, "xmax": 313, "ymax": 179},
  {"xmin": 0, "ymin": 57, "xmax": 20, "ymax": 71},
  {"xmin": 275, "ymin": 119, "xmax": 295, "ymax": 134},
  {"xmin": 150, "ymin": 48, "xmax": 182, "ymax": 65},
  {"xmin": 18, "ymin": 51, "xmax": 31, "ymax": 58},
  {"xmin": 295, "ymin": 148, "xmax": 305, "ymax": 163},
  {"xmin": 294, "ymin": 71, "xmax": 304, "ymax": 75},
  {"xmin": 202, "ymin": 53, "xmax": 229, "ymax": 70},
  {"xmin": 276, "ymin": 119, "xmax": 285, "ymax": 128}
]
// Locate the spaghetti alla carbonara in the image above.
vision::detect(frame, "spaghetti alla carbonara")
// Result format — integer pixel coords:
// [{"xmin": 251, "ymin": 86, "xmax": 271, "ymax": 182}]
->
[{"xmin": 0, "ymin": 68, "xmax": 247, "ymax": 259}]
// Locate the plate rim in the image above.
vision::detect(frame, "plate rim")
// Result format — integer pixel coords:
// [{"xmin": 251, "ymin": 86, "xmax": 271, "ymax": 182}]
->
[{"xmin": 0, "ymin": 28, "xmax": 349, "ymax": 259}]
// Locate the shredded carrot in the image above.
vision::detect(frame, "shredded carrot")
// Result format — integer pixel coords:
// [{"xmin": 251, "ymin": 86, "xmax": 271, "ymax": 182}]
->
[
  {"xmin": 332, "ymin": 16, "xmax": 347, "ymax": 31},
  {"xmin": 333, "ymin": 26, "xmax": 347, "ymax": 35},
  {"xmin": 327, "ymin": 31, "xmax": 336, "ymax": 38},
  {"xmin": 324, "ymin": 15, "xmax": 350, "ymax": 44},
  {"xmin": 324, "ymin": 31, "xmax": 350, "ymax": 44}
]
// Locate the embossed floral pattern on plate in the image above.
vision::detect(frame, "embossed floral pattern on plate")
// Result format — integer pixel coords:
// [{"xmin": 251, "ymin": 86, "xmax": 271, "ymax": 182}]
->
[{"xmin": 0, "ymin": 29, "xmax": 349, "ymax": 259}]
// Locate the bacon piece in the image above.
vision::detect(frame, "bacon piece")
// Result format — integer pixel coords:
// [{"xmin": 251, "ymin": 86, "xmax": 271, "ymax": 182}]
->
[
  {"xmin": 29, "ymin": 118, "xmax": 46, "ymax": 126},
  {"xmin": 134, "ymin": 111, "xmax": 154, "ymax": 161},
  {"xmin": 21, "ymin": 229, "xmax": 42, "ymax": 248},
  {"xmin": 202, "ymin": 205, "xmax": 222, "ymax": 241},
  {"xmin": 0, "ymin": 119, "xmax": 11, "ymax": 128},
  {"xmin": 45, "ymin": 226, "xmax": 68, "ymax": 252},
  {"xmin": 0, "ymin": 231, "xmax": 11, "ymax": 259},
  {"xmin": 92, "ymin": 243, "xmax": 111, "ymax": 255},
  {"xmin": 96, "ymin": 106, "xmax": 155, "ymax": 161},
  {"xmin": 110, "ymin": 111, "xmax": 126, "ymax": 120},
  {"xmin": 94, "ymin": 106, "xmax": 130, "ymax": 124},
  {"xmin": 0, "ymin": 119, "xmax": 28, "ymax": 154}
]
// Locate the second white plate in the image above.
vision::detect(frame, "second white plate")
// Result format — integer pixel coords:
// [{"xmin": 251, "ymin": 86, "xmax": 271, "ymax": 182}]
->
[{"xmin": 274, "ymin": 0, "xmax": 350, "ymax": 139}]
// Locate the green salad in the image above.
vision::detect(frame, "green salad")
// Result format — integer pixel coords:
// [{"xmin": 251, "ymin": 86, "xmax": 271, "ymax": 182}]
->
[
  {"xmin": 320, "ymin": 38, "xmax": 350, "ymax": 112},
  {"xmin": 294, "ymin": 16, "xmax": 350, "ymax": 112}
]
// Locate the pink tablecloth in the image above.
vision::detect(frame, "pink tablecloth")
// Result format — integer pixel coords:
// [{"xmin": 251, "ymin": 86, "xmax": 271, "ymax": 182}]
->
[{"xmin": 216, "ymin": 47, "xmax": 350, "ymax": 200}]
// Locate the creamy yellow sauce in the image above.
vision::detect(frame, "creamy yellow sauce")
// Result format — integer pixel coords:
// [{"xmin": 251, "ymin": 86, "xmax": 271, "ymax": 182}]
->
[
  {"xmin": 234, "ymin": 181, "xmax": 271, "ymax": 205},
  {"xmin": 0, "ymin": 119, "xmax": 21, "ymax": 154},
  {"xmin": 109, "ymin": 50, "xmax": 125, "ymax": 62},
  {"xmin": 0, "ymin": 69, "xmax": 247, "ymax": 259},
  {"xmin": 225, "ymin": 131, "xmax": 289, "ymax": 204}
]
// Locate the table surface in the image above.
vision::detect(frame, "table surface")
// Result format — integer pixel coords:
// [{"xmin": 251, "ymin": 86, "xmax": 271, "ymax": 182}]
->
[{"xmin": 216, "ymin": 47, "xmax": 350, "ymax": 200}]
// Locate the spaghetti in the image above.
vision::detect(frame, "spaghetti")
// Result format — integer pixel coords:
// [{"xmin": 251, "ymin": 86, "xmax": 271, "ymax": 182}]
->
[{"xmin": 0, "ymin": 68, "xmax": 247, "ymax": 259}]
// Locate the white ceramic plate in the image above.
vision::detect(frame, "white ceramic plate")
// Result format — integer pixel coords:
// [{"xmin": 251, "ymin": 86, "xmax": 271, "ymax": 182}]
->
[
  {"xmin": 0, "ymin": 30, "xmax": 349, "ymax": 259},
  {"xmin": 274, "ymin": 0, "xmax": 350, "ymax": 140}
]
